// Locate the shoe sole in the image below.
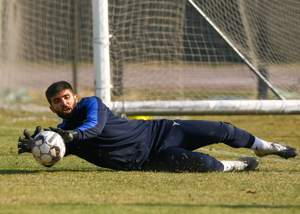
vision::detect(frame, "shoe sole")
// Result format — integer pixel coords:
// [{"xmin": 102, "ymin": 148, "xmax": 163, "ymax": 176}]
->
[
  {"xmin": 255, "ymin": 147, "xmax": 298, "ymax": 159},
  {"xmin": 238, "ymin": 157, "xmax": 259, "ymax": 171},
  {"xmin": 278, "ymin": 149, "xmax": 298, "ymax": 159}
]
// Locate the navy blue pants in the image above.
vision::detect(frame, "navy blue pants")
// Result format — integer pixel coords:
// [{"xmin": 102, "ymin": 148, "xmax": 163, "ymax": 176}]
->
[{"xmin": 141, "ymin": 120, "xmax": 255, "ymax": 172}]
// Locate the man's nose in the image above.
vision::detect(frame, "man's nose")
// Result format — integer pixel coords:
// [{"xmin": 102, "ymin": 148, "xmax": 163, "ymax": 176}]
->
[{"xmin": 61, "ymin": 99, "xmax": 68, "ymax": 106}]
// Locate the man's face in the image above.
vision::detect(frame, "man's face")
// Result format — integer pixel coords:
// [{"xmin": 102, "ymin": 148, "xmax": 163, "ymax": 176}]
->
[{"xmin": 49, "ymin": 89, "xmax": 78, "ymax": 120}]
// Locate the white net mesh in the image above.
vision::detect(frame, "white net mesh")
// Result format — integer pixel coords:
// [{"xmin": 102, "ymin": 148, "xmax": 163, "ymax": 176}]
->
[
  {"xmin": 0, "ymin": 0, "xmax": 94, "ymax": 104},
  {"xmin": 1, "ymin": 0, "xmax": 300, "ymax": 109}
]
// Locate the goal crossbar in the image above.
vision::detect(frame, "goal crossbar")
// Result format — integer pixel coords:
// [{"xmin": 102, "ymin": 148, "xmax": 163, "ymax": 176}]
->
[{"xmin": 110, "ymin": 100, "xmax": 300, "ymax": 116}]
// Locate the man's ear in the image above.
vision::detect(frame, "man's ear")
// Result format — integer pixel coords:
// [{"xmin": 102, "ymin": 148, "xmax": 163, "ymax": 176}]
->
[
  {"xmin": 49, "ymin": 106, "xmax": 56, "ymax": 113},
  {"xmin": 74, "ymin": 94, "xmax": 78, "ymax": 103}
]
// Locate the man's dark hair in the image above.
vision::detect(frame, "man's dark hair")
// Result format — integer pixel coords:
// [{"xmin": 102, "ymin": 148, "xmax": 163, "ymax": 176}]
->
[{"xmin": 45, "ymin": 81, "xmax": 74, "ymax": 105}]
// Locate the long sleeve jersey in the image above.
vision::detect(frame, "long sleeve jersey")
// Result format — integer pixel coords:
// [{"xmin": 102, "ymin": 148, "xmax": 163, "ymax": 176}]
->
[{"xmin": 57, "ymin": 96, "xmax": 174, "ymax": 171}]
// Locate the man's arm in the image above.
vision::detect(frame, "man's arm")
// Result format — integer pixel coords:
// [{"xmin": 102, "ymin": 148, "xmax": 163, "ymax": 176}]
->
[
  {"xmin": 51, "ymin": 97, "xmax": 110, "ymax": 142},
  {"xmin": 75, "ymin": 97, "xmax": 109, "ymax": 139}
]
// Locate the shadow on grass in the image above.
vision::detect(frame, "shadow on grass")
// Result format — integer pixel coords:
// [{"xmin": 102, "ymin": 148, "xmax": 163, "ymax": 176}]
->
[
  {"xmin": 2, "ymin": 168, "xmax": 300, "ymax": 175},
  {"xmin": 0, "ymin": 168, "xmax": 113, "ymax": 174},
  {"xmin": 12, "ymin": 203, "xmax": 300, "ymax": 210},
  {"xmin": 123, "ymin": 203, "xmax": 300, "ymax": 209}
]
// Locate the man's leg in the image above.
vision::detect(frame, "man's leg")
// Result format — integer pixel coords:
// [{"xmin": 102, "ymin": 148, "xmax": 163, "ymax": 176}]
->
[
  {"xmin": 141, "ymin": 147, "xmax": 223, "ymax": 172},
  {"xmin": 161, "ymin": 120, "xmax": 255, "ymax": 150},
  {"xmin": 161, "ymin": 120, "xmax": 297, "ymax": 159},
  {"xmin": 141, "ymin": 147, "xmax": 259, "ymax": 172}
]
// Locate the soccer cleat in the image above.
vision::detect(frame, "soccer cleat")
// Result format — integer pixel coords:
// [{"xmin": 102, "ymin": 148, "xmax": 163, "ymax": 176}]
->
[
  {"xmin": 254, "ymin": 142, "xmax": 298, "ymax": 159},
  {"xmin": 221, "ymin": 157, "xmax": 259, "ymax": 172}
]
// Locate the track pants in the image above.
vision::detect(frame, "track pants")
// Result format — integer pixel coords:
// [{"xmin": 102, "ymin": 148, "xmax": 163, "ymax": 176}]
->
[{"xmin": 141, "ymin": 120, "xmax": 255, "ymax": 172}]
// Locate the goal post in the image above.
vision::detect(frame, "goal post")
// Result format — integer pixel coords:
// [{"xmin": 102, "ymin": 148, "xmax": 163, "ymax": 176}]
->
[
  {"xmin": 92, "ymin": 0, "xmax": 111, "ymax": 106},
  {"xmin": 1, "ymin": 0, "xmax": 300, "ymax": 115}
]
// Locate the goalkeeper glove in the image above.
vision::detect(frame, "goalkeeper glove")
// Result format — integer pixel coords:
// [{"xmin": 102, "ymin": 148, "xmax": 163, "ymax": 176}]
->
[
  {"xmin": 18, "ymin": 126, "xmax": 42, "ymax": 154},
  {"xmin": 49, "ymin": 127, "xmax": 79, "ymax": 143}
]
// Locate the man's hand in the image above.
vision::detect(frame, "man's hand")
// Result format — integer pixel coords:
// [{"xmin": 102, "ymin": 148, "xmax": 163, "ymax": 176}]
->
[
  {"xmin": 49, "ymin": 127, "xmax": 78, "ymax": 143},
  {"xmin": 18, "ymin": 126, "xmax": 42, "ymax": 154}
]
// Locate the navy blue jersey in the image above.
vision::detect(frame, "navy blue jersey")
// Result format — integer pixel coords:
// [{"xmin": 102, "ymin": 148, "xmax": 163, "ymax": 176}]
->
[{"xmin": 58, "ymin": 96, "xmax": 173, "ymax": 170}]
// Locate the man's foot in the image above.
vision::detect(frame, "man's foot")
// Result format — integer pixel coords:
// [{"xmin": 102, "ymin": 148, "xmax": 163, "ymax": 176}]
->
[
  {"xmin": 254, "ymin": 142, "xmax": 298, "ymax": 159},
  {"xmin": 221, "ymin": 157, "xmax": 259, "ymax": 172}
]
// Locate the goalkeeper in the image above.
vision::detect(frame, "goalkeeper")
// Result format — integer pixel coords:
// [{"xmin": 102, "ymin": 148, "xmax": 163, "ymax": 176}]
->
[{"xmin": 18, "ymin": 81, "xmax": 298, "ymax": 172}]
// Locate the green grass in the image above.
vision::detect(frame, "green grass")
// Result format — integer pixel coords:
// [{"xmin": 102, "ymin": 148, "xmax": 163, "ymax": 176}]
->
[{"xmin": 0, "ymin": 110, "xmax": 300, "ymax": 214}]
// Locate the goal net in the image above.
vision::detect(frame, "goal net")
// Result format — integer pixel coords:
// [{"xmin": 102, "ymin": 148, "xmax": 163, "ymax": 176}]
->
[{"xmin": 1, "ymin": 0, "xmax": 300, "ymax": 114}]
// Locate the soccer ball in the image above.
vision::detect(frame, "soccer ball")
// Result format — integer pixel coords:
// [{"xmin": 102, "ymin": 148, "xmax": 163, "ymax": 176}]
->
[{"xmin": 31, "ymin": 131, "xmax": 66, "ymax": 167}]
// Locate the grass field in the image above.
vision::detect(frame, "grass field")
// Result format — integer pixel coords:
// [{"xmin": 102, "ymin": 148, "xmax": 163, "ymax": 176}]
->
[{"xmin": 0, "ymin": 108, "xmax": 299, "ymax": 214}]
